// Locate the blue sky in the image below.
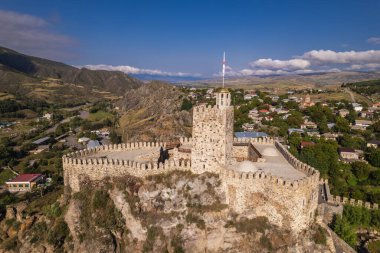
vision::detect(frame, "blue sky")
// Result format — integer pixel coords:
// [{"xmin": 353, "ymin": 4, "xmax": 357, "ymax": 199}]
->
[{"xmin": 1, "ymin": 0, "xmax": 380, "ymax": 78}]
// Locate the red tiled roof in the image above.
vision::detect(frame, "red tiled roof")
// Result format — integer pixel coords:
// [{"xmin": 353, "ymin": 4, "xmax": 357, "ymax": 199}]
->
[
  {"xmin": 300, "ymin": 141, "xmax": 315, "ymax": 148},
  {"xmin": 7, "ymin": 174, "xmax": 43, "ymax": 183}
]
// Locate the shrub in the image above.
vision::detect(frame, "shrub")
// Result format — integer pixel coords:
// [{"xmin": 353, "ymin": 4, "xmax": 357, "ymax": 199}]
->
[
  {"xmin": 47, "ymin": 218, "xmax": 69, "ymax": 247},
  {"xmin": 227, "ymin": 216, "xmax": 272, "ymax": 234},
  {"xmin": 313, "ymin": 225, "xmax": 327, "ymax": 245},
  {"xmin": 186, "ymin": 213, "xmax": 205, "ymax": 230},
  {"xmin": 2, "ymin": 237, "xmax": 18, "ymax": 251},
  {"xmin": 92, "ymin": 190, "xmax": 108, "ymax": 209}
]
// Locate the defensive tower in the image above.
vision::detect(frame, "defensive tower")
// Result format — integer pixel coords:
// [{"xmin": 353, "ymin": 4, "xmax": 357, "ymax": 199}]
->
[{"xmin": 190, "ymin": 53, "xmax": 234, "ymax": 173}]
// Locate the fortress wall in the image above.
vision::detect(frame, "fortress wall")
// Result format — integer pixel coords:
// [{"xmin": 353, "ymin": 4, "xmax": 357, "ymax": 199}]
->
[
  {"xmin": 329, "ymin": 195, "xmax": 379, "ymax": 210},
  {"xmin": 320, "ymin": 178, "xmax": 379, "ymax": 210},
  {"xmin": 172, "ymin": 148, "xmax": 191, "ymax": 163},
  {"xmin": 63, "ymin": 156, "xmax": 191, "ymax": 192},
  {"xmin": 65, "ymin": 141, "xmax": 167, "ymax": 159},
  {"xmin": 221, "ymin": 167, "xmax": 319, "ymax": 234},
  {"xmin": 274, "ymin": 141, "xmax": 319, "ymax": 177},
  {"xmin": 232, "ymin": 145, "xmax": 248, "ymax": 160}
]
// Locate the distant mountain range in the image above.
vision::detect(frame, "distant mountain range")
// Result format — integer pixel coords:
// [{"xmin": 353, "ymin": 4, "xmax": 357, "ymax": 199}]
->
[
  {"xmin": 0, "ymin": 46, "xmax": 142, "ymax": 103},
  {"xmin": 2, "ymin": 45, "xmax": 380, "ymax": 101},
  {"xmin": 131, "ymin": 73, "xmax": 205, "ymax": 83},
  {"xmin": 178, "ymin": 71, "xmax": 380, "ymax": 89}
]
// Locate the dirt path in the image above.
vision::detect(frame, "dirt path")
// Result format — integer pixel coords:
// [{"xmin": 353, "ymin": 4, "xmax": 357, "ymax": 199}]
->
[{"xmin": 344, "ymin": 88, "xmax": 356, "ymax": 103}]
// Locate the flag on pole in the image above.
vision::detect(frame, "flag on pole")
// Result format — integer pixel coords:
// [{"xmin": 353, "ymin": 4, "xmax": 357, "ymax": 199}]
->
[{"xmin": 222, "ymin": 52, "xmax": 226, "ymax": 87}]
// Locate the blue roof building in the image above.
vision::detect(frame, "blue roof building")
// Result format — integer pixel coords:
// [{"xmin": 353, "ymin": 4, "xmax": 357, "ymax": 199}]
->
[{"xmin": 234, "ymin": 132, "xmax": 268, "ymax": 138}]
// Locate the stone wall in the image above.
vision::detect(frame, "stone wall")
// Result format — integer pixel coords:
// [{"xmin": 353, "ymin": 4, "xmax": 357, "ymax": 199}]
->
[
  {"xmin": 223, "ymin": 138, "xmax": 320, "ymax": 234},
  {"xmin": 63, "ymin": 136, "xmax": 322, "ymax": 235},
  {"xmin": 221, "ymin": 166, "xmax": 319, "ymax": 234},
  {"xmin": 63, "ymin": 141, "xmax": 190, "ymax": 192},
  {"xmin": 321, "ymin": 178, "xmax": 379, "ymax": 210},
  {"xmin": 191, "ymin": 104, "xmax": 233, "ymax": 174}
]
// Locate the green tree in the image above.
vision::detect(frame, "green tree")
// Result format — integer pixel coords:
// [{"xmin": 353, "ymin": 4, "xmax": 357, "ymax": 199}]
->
[
  {"xmin": 334, "ymin": 117, "xmax": 350, "ymax": 133},
  {"xmin": 180, "ymin": 99, "xmax": 193, "ymax": 111},
  {"xmin": 367, "ymin": 149, "xmax": 380, "ymax": 167},
  {"xmin": 331, "ymin": 215, "xmax": 357, "ymax": 247},
  {"xmin": 351, "ymin": 162, "xmax": 371, "ymax": 182}
]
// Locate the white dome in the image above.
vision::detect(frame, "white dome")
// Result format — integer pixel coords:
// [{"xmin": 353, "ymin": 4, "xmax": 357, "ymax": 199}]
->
[
  {"xmin": 236, "ymin": 160, "xmax": 259, "ymax": 172},
  {"xmin": 262, "ymin": 147, "xmax": 278, "ymax": 157}
]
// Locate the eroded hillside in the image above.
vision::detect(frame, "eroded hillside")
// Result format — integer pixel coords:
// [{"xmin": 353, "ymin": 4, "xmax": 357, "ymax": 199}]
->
[{"xmin": 118, "ymin": 82, "xmax": 192, "ymax": 142}]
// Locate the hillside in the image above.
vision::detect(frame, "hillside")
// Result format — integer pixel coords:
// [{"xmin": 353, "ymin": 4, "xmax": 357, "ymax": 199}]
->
[
  {"xmin": 0, "ymin": 46, "xmax": 142, "ymax": 103},
  {"xmin": 117, "ymin": 81, "xmax": 192, "ymax": 141}
]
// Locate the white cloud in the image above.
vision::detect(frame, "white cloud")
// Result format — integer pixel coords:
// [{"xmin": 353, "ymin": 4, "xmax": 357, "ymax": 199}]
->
[
  {"xmin": 349, "ymin": 63, "xmax": 380, "ymax": 70},
  {"xmin": 0, "ymin": 10, "xmax": 74, "ymax": 60},
  {"xmin": 250, "ymin": 58, "xmax": 310, "ymax": 70},
  {"xmin": 368, "ymin": 37, "xmax": 380, "ymax": 45},
  {"xmin": 229, "ymin": 49, "xmax": 380, "ymax": 77},
  {"xmin": 302, "ymin": 49, "xmax": 380, "ymax": 64},
  {"xmin": 82, "ymin": 64, "xmax": 201, "ymax": 77}
]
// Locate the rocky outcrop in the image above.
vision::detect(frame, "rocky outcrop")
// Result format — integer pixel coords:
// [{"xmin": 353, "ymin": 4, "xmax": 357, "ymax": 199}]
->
[{"xmin": 118, "ymin": 82, "xmax": 192, "ymax": 141}]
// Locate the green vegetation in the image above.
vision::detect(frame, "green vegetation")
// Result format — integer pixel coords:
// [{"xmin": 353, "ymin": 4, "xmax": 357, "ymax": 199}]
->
[
  {"xmin": 313, "ymin": 225, "xmax": 327, "ymax": 245},
  {"xmin": 185, "ymin": 212, "xmax": 206, "ymax": 229},
  {"xmin": 73, "ymin": 185, "xmax": 127, "ymax": 243},
  {"xmin": 331, "ymin": 215, "xmax": 357, "ymax": 247},
  {"xmin": 225, "ymin": 216, "xmax": 272, "ymax": 234},
  {"xmin": 180, "ymin": 98, "xmax": 193, "ymax": 111},
  {"xmin": 344, "ymin": 80, "xmax": 380, "ymax": 96},
  {"xmin": 331, "ymin": 205, "xmax": 380, "ymax": 248},
  {"xmin": 367, "ymin": 240, "xmax": 380, "ymax": 253},
  {"xmin": 0, "ymin": 169, "xmax": 15, "ymax": 184}
]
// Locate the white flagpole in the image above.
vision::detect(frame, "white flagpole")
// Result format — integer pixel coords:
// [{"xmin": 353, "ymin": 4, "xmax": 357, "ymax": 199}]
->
[{"xmin": 222, "ymin": 52, "xmax": 226, "ymax": 88}]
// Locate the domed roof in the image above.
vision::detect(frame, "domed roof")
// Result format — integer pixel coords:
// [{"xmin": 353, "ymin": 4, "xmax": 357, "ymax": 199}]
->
[
  {"xmin": 219, "ymin": 88, "xmax": 229, "ymax": 93},
  {"xmin": 235, "ymin": 160, "xmax": 259, "ymax": 172},
  {"xmin": 262, "ymin": 147, "xmax": 278, "ymax": 157}
]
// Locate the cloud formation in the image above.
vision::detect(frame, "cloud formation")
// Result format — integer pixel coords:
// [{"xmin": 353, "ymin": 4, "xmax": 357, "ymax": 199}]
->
[
  {"xmin": 302, "ymin": 49, "xmax": 380, "ymax": 64},
  {"xmin": 368, "ymin": 37, "xmax": 380, "ymax": 45},
  {"xmin": 227, "ymin": 49, "xmax": 380, "ymax": 77},
  {"xmin": 0, "ymin": 10, "xmax": 75, "ymax": 60},
  {"xmin": 82, "ymin": 64, "xmax": 201, "ymax": 77},
  {"xmin": 250, "ymin": 58, "xmax": 310, "ymax": 70}
]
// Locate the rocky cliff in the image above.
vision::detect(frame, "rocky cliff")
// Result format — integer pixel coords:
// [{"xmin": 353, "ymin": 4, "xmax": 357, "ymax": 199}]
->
[{"xmin": 0, "ymin": 171, "xmax": 336, "ymax": 252}]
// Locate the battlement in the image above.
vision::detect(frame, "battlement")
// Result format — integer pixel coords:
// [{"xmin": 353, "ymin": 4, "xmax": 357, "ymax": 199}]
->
[
  {"xmin": 65, "ymin": 141, "xmax": 166, "ymax": 159},
  {"xmin": 233, "ymin": 136, "xmax": 276, "ymax": 144},
  {"xmin": 274, "ymin": 141, "xmax": 319, "ymax": 177},
  {"xmin": 221, "ymin": 166, "xmax": 319, "ymax": 189},
  {"xmin": 329, "ymin": 195, "xmax": 379, "ymax": 210},
  {"xmin": 319, "ymin": 178, "xmax": 379, "ymax": 210},
  {"xmin": 179, "ymin": 137, "xmax": 192, "ymax": 145}
]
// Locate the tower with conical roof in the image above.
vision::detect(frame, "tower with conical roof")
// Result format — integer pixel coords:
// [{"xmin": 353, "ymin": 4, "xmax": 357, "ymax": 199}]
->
[{"xmin": 191, "ymin": 53, "xmax": 234, "ymax": 173}]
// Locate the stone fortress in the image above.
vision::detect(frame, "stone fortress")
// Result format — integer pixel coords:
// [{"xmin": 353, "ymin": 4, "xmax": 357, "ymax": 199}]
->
[{"xmin": 63, "ymin": 89, "xmax": 320, "ymax": 234}]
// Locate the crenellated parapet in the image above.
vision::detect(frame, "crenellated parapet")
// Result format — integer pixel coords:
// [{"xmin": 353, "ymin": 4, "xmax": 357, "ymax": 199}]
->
[
  {"xmin": 220, "ymin": 164, "xmax": 319, "ymax": 190},
  {"xmin": 65, "ymin": 141, "xmax": 167, "ymax": 159},
  {"xmin": 275, "ymin": 141, "xmax": 319, "ymax": 177},
  {"xmin": 329, "ymin": 195, "xmax": 379, "ymax": 210},
  {"xmin": 179, "ymin": 137, "xmax": 192, "ymax": 146},
  {"xmin": 233, "ymin": 136, "xmax": 276, "ymax": 144}
]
